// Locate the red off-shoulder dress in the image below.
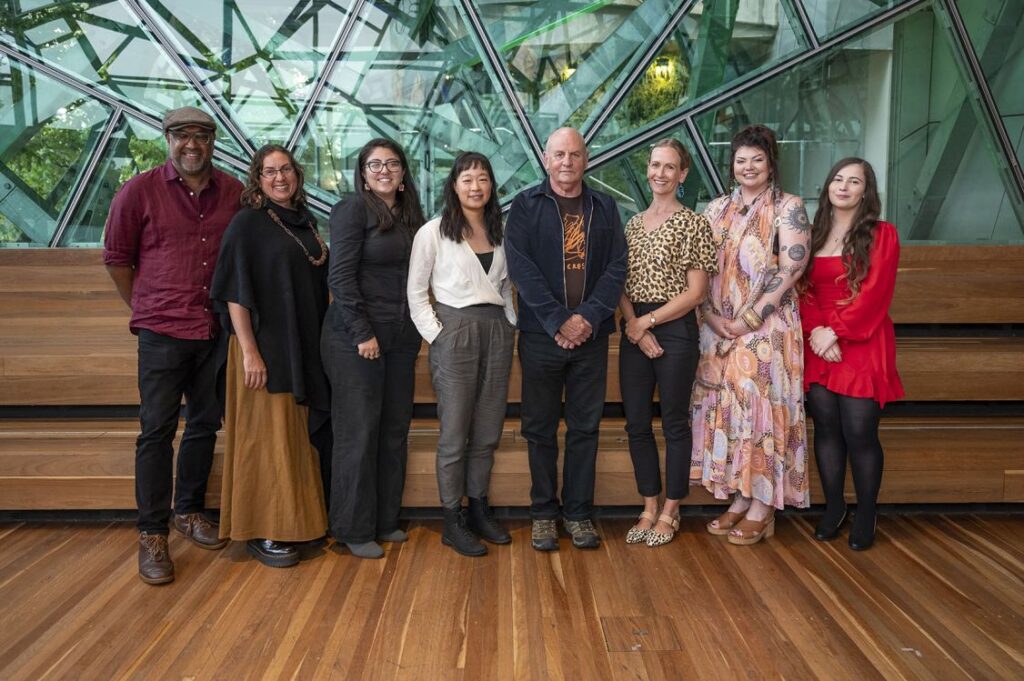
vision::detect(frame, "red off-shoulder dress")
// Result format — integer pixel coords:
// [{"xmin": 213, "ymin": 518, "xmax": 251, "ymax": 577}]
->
[{"xmin": 800, "ymin": 221, "xmax": 905, "ymax": 407}]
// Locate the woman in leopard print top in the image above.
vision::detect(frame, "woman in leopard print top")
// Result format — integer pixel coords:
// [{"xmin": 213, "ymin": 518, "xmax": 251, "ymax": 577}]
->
[{"xmin": 619, "ymin": 138, "xmax": 717, "ymax": 548}]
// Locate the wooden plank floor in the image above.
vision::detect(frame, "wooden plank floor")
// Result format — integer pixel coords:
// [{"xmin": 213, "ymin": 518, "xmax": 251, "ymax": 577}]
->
[{"xmin": 1, "ymin": 516, "xmax": 1022, "ymax": 680}]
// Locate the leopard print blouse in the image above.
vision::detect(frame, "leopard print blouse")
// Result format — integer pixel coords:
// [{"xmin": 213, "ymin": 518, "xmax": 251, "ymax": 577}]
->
[{"xmin": 624, "ymin": 207, "xmax": 718, "ymax": 303}]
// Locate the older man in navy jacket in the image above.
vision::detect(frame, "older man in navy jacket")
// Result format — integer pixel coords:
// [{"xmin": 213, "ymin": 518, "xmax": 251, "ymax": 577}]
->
[{"xmin": 506, "ymin": 127, "xmax": 627, "ymax": 551}]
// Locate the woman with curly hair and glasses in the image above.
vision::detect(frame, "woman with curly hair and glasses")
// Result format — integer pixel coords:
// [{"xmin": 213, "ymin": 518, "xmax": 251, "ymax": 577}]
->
[
  {"xmin": 321, "ymin": 138, "xmax": 426, "ymax": 559},
  {"xmin": 800, "ymin": 158, "xmax": 903, "ymax": 551},
  {"xmin": 211, "ymin": 144, "xmax": 330, "ymax": 568}
]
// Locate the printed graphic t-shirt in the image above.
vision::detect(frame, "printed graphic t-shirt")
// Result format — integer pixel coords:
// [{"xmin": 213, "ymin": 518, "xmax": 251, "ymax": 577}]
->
[{"xmin": 554, "ymin": 192, "xmax": 586, "ymax": 309}]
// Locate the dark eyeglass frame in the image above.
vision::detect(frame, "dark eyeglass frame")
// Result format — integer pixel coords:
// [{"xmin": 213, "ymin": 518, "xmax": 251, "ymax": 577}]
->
[
  {"xmin": 364, "ymin": 159, "xmax": 403, "ymax": 173},
  {"xmin": 168, "ymin": 130, "xmax": 213, "ymax": 145}
]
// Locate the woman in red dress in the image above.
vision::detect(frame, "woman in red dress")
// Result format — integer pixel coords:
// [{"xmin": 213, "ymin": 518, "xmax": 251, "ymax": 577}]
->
[{"xmin": 800, "ymin": 157, "xmax": 903, "ymax": 551}]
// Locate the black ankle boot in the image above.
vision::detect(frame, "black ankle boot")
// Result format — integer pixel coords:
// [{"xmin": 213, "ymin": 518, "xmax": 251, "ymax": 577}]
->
[
  {"xmin": 442, "ymin": 507, "xmax": 487, "ymax": 557},
  {"xmin": 467, "ymin": 496, "xmax": 511, "ymax": 544}
]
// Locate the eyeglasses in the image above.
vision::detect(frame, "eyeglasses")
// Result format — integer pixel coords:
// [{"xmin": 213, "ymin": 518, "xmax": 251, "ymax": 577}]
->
[
  {"xmin": 260, "ymin": 165, "xmax": 296, "ymax": 179},
  {"xmin": 364, "ymin": 159, "xmax": 402, "ymax": 173},
  {"xmin": 169, "ymin": 130, "xmax": 213, "ymax": 145}
]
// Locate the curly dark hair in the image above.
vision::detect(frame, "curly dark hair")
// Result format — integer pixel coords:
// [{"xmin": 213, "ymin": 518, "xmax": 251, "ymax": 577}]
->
[
  {"xmin": 241, "ymin": 144, "xmax": 308, "ymax": 210},
  {"xmin": 353, "ymin": 138, "xmax": 425, "ymax": 232},
  {"xmin": 804, "ymin": 157, "xmax": 882, "ymax": 299},
  {"xmin": 439, "ymin": 151, "xmax": 503, "ymax": 246},
  {"xmin": 651, "ymin": 137, "xmax": 691, "ymax": 170},
  {"xmin": 730, "ymin": 124, "xmax": 780, "ymax": 192}
]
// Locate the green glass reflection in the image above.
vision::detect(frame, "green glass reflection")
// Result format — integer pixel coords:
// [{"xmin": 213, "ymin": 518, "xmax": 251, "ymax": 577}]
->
[
  {"xmin": 0, "ymin": 1, "xmax": 248, "ymax": 157},
  {"xmin": 695, "ymin": 3, "xmax": 1024, "ymax": 243},
  {"xmin": 142, "ymin": 1, "xmax": 350, "ymax": 146},
  {"xmin": 296, "ymin": 0, "xmax": 541, "ymax": 215},
  {"xmin": 587, "ymin": 134, "xmax": 717, "ymax": 224},
  {"xmin": 59, "ymin": 116, "xmax": 166, "ymax": 247},
  {"xmin": 0, "ymin": 56, "xmax": 111, "ymax": 246},
  {"xmin": 477, "ymin": 0, "xmax": 682, "ymax": 141},
  {"xmin": 801, "ymin": 0, "xmax": 913, "ymax": 40},
  {"xmin": 956, "ymin": 0, "xmax": 1024, "ymax": 182},
  {"xmin": 592, "ymin": 0, "xmax": 807, "ymax": 153}
]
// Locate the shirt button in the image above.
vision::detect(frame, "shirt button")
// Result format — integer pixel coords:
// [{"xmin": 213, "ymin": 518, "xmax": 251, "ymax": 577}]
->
[
  {"xmin": 202, "ymin": 262, "xmax": 207, "ymax": 266},
  {"xmin": 190, "ymin": 192, "xmax": 194, "ymax": 196},
  {"xmin": 201, "ymin": 237, "xmax": 206, "ymax": 242},
  {"xmin": 200, "ymin": 214, "xmax": 204, "ymax": 218}
]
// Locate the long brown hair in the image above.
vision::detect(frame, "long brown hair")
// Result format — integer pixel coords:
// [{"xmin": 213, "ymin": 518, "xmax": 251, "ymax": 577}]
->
[
  {"xmin": 241, "ymin": 144, "xmax": 308, "ymax": 209},
  {"xmin": 805, "ymin": 157, "xmax": 882, "ymax": 299},
  {"xmin": 353, "ymin": 138, "xmax": 425, "ymax": 232}
]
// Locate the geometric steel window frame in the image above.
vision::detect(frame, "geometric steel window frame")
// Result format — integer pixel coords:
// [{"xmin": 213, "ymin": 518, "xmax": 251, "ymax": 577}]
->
[{"xmin": 0, "ymin": 0, "xmax": 1021, "ymax": 247}]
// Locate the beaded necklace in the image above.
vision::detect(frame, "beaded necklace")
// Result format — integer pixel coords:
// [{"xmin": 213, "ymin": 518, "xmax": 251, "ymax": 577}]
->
[{"xmin": 266, "ymin": 207, "xmax": 327, "ymax": 266}]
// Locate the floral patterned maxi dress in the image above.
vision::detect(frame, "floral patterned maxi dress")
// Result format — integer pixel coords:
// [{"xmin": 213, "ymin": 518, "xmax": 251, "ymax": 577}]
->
[{"xmin": 689, "ymin": 192, "xmax": 809, "ymax": 509}]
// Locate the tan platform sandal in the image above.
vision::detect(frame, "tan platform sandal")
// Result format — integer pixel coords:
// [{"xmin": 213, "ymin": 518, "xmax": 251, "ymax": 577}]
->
[
  {"xmin": 646, "ymin": 513, "xmax": 680, "ymax": 547},
  {"xmin": 706, "ymin": 510, "xmax": 745, "ymax": 536},
  {"xmin": 727, "ymin": 512, "xmax": 776, "ymax": 546},
  {"xmin": 626, "ymin": 511, "xmax": 657, "ymax": 544}
]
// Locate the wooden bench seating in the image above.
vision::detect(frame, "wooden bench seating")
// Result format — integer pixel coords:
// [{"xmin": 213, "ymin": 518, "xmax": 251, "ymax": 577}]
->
[
  {"xmin": 1, "ymin": 416, "xmax": 1022, "ymax": 509},
  {"xmin": 1, "ymin": 246, "xmax": 1021, "ymax": 511}
]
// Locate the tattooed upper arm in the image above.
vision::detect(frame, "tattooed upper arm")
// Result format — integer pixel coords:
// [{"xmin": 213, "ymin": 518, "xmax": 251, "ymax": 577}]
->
[{"xmin": 783, "ymin": 196, "xmax": 810, "ymax": 234}]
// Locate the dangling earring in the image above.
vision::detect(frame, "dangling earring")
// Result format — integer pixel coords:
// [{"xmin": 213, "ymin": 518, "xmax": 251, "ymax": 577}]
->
[
  {"xmin": 676, "ymin": 184, "xmax": 686, "ymax": 201},
  {"xmin": 364, "ymin": 182, "xmax": 369, "ymax": 190},
  {"xmin": 399, "ymin": 183, "xmax": 405, "ymax": 192}
]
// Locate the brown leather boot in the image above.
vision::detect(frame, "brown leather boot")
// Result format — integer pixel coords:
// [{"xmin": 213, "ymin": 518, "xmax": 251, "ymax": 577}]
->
[
  {"xmin": 138, "ymin": 533, "xmax": 174, "ymax": 585},
  {"xmin": 173, "ymin": 512, "xmax": 228, "ymax": 550}
]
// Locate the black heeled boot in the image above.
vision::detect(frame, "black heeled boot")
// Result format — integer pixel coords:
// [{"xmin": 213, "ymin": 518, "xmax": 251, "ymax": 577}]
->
[
  {"xmin": 467, "ymin": 496, "xmax": 511, "ymax": 545},
  {"xmin": 848, "ymin": 510, "xmax": 877, "ymax": 551},
  {"xmin": 442, "ymin": 507, "xmax": 487, "ymax": 557}
]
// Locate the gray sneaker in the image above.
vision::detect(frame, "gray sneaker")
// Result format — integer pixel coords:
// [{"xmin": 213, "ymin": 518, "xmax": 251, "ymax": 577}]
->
[
  {"xmin": 563, "ymin": 518, "xmax": 600, "ymax": 549},
  {"xmin": 531, "ymin": 519, "xmax": 559, "ymax": 551}
]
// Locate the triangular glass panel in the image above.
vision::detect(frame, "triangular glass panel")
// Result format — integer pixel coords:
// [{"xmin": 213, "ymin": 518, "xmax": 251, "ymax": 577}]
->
[
  {"xmin": 0, "ymin": 2, "xmax": 207, "ymax": 118},
  {"xmin": 476, "ymin": 0, "xmax": 683, "ymax": 142},
  {"xmin": 801, "ymin": 0, "xmax": 916, "ymax": 41},
  {"xmin": 295, "ymin": 0, "xmax": 541, "ymax": 216},
  {"xmin": 0, "ymin": 55, "xmax": 112, "ymax": 247},
  {"xmin": 592, "ymin": 0, "xmax": 807, "ymax": 154},
  {"xmin": 692, "ymin": 3, "xmax": 1024, "ymax": 243},
  {"xmin": 141, "ymin": 0, "xmax": 351, "ymax": 146}
]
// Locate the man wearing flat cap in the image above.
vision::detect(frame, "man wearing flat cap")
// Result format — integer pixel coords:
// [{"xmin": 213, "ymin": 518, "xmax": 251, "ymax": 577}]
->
[{"xmin": 104, "ymin": 106, "xmax": 244, "ymax": 584}]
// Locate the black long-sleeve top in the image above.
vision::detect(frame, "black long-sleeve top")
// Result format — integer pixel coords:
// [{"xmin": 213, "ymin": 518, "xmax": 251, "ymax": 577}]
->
[{"xmin": 325, "ymin": 195, "xmax": 415, "ymax": 344}]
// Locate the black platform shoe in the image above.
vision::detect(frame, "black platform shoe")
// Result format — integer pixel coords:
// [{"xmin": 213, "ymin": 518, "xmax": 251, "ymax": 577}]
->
[{"xmin": 246, "ymin": 538, "xmax": 300, "ymax": 567}]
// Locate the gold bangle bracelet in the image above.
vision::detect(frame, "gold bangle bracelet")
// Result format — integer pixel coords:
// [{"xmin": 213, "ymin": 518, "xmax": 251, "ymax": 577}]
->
[{"xmin": 742, "ymin": 308, "xmax": 763, "ymax": 330}]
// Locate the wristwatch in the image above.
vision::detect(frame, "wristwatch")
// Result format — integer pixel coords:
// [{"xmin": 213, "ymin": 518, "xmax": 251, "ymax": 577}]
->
[{"xmin": 649, "ymin": 314, "xmax": 657, "ymax": 328}]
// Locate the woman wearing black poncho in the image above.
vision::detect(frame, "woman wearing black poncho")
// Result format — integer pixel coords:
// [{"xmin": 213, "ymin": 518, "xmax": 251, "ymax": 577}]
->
[{"xmin": 210, "ymin": 145, "xmax": 330, "ymax": 568}]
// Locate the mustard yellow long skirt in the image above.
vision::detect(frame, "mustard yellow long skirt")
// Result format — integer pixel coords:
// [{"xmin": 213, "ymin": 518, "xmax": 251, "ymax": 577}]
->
[{"xmin": 219, "ymin": 337, "xmax": 328, "ymax": 542}]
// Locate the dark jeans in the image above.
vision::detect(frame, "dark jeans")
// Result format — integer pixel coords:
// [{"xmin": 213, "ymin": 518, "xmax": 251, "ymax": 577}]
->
[
  {"xmin": 518, "ymin": 331, "xmax": 609, "ymax": 521},
  {"xmin": 619, "ymin": 307, "xmax": 699, "ymax": 500},
  {"xmin": 135, "ymin": 329, "xmax": 222, "ymax": 534},
  {"xmin": 322, "ymin": 316, "xmax": 421, "ymax": 544}
]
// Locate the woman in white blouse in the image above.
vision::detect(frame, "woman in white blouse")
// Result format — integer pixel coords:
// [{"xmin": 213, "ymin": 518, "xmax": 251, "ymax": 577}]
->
[{"xmin": 408, "ymin": 151, "xmax": 517, "ymax": 557}]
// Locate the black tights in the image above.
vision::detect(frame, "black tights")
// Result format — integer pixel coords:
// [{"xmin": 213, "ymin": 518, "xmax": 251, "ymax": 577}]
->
[{"xmin": 807, "ymin": 384, "xmax": 884, "ymax": 537}]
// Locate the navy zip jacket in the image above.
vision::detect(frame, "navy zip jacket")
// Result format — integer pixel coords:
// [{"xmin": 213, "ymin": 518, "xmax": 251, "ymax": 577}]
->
[{"xmin": 505, "ymin": 178, "xmax": 627, "ymax": 338}]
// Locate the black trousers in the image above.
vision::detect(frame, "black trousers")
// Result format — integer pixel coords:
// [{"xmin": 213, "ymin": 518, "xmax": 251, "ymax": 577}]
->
[
  {"xmin": 322, "ymin": 318, "xmax": 421, "ymax": 544},
  {"xmin": 135, "ymin": 329, "xmax": 222, "ymax": 534},
  {"xmin": 619, "ymin": 307, "xmax": 699, "ymax": 500},
  {"xmin": 518, "ymin": 331, "xmax": 609, "ymax": 521}
]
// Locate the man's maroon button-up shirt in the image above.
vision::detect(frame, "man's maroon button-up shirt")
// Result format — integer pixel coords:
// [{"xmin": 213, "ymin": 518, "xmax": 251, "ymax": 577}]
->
[{"xmin": 103, "ymin": 160, "xmax": 244, "ymax": 340}]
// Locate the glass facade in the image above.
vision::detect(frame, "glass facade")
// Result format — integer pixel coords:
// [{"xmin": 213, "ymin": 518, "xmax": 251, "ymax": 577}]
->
[{"xmin": 0, "ymin": 0, "xmax": 1021, "ymax": 247}]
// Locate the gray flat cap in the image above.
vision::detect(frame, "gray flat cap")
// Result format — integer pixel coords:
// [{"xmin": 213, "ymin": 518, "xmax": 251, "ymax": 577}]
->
[{"xmin": 162, "ymin": 106, "xmax": 217, "ymax": 132}]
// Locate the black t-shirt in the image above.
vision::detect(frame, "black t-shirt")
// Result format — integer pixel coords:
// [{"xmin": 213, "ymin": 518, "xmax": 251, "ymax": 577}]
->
[{"xmin": 553, "ymin": 193, "xmax": 585, "ymax": 309}]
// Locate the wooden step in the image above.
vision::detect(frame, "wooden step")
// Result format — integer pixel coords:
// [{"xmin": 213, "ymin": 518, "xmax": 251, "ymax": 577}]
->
[{"xmin": 1, "ymin": 417, "xmax": 1022, "ymax": 510}]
